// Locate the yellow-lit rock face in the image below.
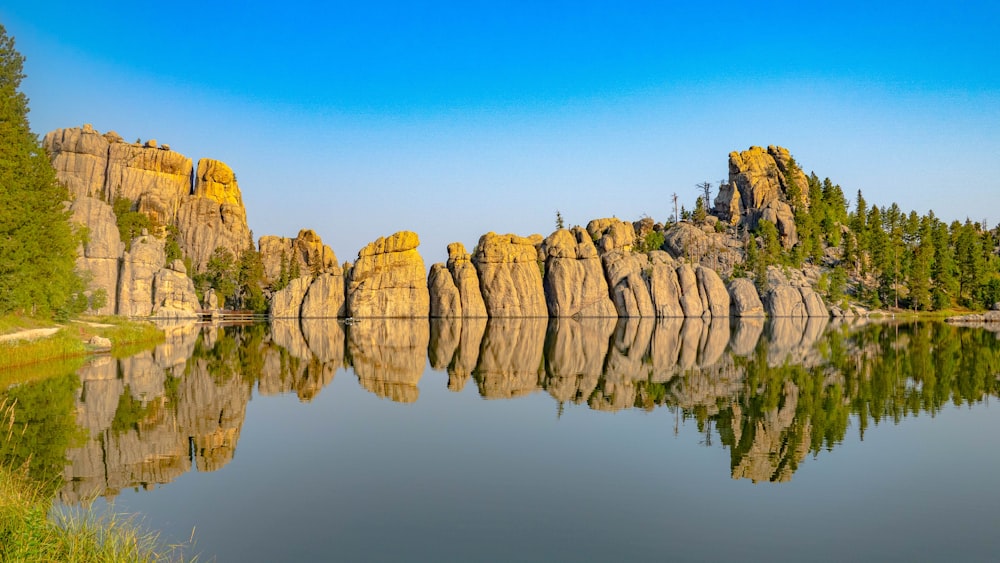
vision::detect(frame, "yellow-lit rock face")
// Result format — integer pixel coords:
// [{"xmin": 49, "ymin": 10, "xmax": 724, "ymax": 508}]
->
[
  {"xmin": 194, "ymin": 159, "xmax": 241, "ymax": 206},
  {"xmin": 473, "ymin": 232, "xmax": 547, "ymax": 317},
  {"xmin": 347, "ymin": 231, "xmax": 429, "ymax": 318}
]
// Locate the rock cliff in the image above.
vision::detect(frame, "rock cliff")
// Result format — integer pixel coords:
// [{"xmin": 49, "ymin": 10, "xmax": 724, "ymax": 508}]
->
[
  {"xmin": 541, "ymin": 227, "xmax": 616, "ymax": 317},
  {"xmin": 473, "ymin": 232, "xmax": 547, "ymax": 317},
  {"xmin": 346, "ymin": 231, "xmax": 429, "ymax": 318},
  {"xmin": 720, "ymin": 145, "xmax": 807, "ymax": 248},
  {"xmin": 259, "ymin": 229, "xmax": 340, "ymax": 286}
]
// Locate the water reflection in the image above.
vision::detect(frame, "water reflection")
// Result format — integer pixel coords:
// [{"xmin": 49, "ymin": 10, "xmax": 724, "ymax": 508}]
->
[{"xmin": 3, "ymin": 317, "xmax": 1000, "ymax": 505}]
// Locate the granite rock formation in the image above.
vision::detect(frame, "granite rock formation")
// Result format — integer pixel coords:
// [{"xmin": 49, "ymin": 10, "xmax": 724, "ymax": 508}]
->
[
  {"xmin": 70, "ymin": 196, "xmax": 123, "ymax": 315},
  {"xmin": 473, "ymin": 232, "xmax": 547, "ymax": 317},
  {"xmin": 541, "ymin": 227, "xmax": 616, "ymax": 317},
  {"xmin": 259, "ymin": 229, "xmax": 340, "ymax": 286},
  {"xmin": 446, "ymin": 242, "xmax": 488, "ymax": 317},
  {"xmin": 728, "ymin": 278, "xmax": 765, "ymax": 317},
  {"xmin": 346, "ymin": 231, "xmax": 429, "ymax": 318}
]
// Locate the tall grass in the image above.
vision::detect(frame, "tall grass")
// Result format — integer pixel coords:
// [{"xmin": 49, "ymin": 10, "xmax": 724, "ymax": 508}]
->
[
  {"xmin": 0, "ymin": 318, "xmax": 164, "ymax": 371},
  {"xmin": 0, "ymin": 331, "xmax": 87, "ymax": 370},
  {"xmin": 0, "ymin": 399, "xmax": 196, "ymax": 562}
]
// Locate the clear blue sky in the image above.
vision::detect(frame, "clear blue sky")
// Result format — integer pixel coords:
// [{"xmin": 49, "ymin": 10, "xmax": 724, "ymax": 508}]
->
[{"xmin": 3, "ymin": 1, "xmax": 999, "ymax": 264}]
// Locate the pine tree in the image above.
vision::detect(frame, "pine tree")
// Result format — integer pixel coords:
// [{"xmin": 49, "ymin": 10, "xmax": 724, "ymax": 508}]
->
[{"xmin": 0, "ymin": 25, "xmax": 82, "ymax": 317}]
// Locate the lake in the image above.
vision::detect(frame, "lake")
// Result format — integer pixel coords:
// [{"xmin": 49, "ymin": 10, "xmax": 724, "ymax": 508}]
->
[{"xmin": 3, "ymin": 317, "xmax": 1000, "ymax": 561}]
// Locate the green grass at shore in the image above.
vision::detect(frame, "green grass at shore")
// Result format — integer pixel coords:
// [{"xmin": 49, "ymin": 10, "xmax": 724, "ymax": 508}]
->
[
  {"xmin": 0, "ymin": 316, "xmax": 164, "ymax": 372},
  {"xmin": 0, "ymin": 399, "xmax": 194, "ymax": 562}
]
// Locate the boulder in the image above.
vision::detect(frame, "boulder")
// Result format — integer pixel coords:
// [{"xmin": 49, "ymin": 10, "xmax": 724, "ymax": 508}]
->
[
  {"xmin": 696, "ymin": 266, "xmax": 730, "ymax": 318},
  {"xmin": 88, "ymin": 335, "xmax": 112, "ymax": 349},
  {"xmin": 429, "ymin": 263, "xmax": 462, "ymax": 317},
  {"xmin": 300, "ymin": 272, "xmax": 347, "ymax": 318},
  {"xmin": 473, "ymin": 232, "xmax": 547, "ymax": 317},
  {"xmin": 446, "ymin": 242, "xmax": 487, "ymax": 317},
  {"xmin": 602, "ymin": 250, "xmax": 654, "ymax": 317},
  {"xmin": 542, "ymin": 227, "xmax": 616, "ymax": 317},
  {"xmin": 763, "ymin": 284, "xmax": 807, "ymax": 318},
  {"xmin": 270, "ymin": 276, "xmax": 313, "ymax": 318},
  {"xmin": 728, "ymin": 278, "xmax": 765, "ymax": 317},
  {"xmin": 799, "ymin": 286, "xmax": 829, "ymax": 318},
  {"xmin": 647, "ymin": 252, "xmax": 684, "ymax": 317},
  {"xmin": 675, "ymin": 263, "xmax": 704, "ymax": 318},
  {"xmin": 346, "ymin": 231, "xmax": 429, "ymax": 318},
  {"xmin": 175, "ymin": 159, "xmax": 253, "ymax": 273},
  {"xmin": 586, "ymin": 218, "xmax": 635, "ymax": 254}
]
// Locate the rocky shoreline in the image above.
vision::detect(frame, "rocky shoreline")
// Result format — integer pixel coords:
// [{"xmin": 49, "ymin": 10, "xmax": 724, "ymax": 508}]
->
[{"xmin": 41, "ymin": 125, "xmax": 895, "ymax": 321}]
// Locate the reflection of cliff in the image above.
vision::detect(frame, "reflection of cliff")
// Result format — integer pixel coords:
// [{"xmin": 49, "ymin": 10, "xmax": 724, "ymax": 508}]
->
[
  {"xmin": 60, "ymin": 323, "xmax": 247, "ymax": 502},
  {"xmin": 473, "ymin": 318, "xmax": 547, "ymax": 399},
  {"xmin": 347, "ymin": 319, "xmax": 429, "ymax": 403},
  {"xmin": 59, "ymin": 319, "xmax": 348, "ymax": 503}
]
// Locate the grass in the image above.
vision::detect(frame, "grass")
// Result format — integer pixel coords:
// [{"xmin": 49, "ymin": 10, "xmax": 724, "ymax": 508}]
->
[
  {"xmin": 0, "ymin": 400, "xmax": 196, "ymax": 562},
  {"xmin": 0, "ymin": 316, "xmax": 164, "ymax": 371}
]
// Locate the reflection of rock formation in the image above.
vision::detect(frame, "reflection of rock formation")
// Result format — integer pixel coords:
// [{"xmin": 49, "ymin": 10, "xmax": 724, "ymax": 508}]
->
[
  {"xmin": 767, "ymin": 317, "xmax": 828, "ymax": 367},
  {"xmin": 347, "ymin": 319, "xmax": 429, "ymax": 403},
  {"xmin": 543, "ymin": 317, "xmax": 615, "ymax": 405},
  {"xmin": 728, "ymin": 381, "xmax": 810, "ymax": 484},
  {"xmin": 589, "ymin": 318, "xmax": 654, "ymax": 411},
  {"xmin": 60, "ymin": 325, "xmax": 248, "ymax": 503},
  {"xmin": 429, "ymin": 317, "xmax": 488, "ymax": 392},
  {"xmin": 474, "ymin": 318, "xmax": 546, "ymax": 399},
  {"xmin": 259, "ymin": 320, "xmax": 342, "ymax": 402}
]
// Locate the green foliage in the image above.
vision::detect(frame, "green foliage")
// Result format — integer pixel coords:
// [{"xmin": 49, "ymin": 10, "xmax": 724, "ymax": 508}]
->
[
  {"xmin": 0, "ymin": 25, "xmax": 83, "ymax": 318},
  {"xmin": 110, "ymin": 385, "xmax": 157, "ymax": 435},
  {"xmin": 635, "ymin": 230, "xmax": 664, "ymax": 254},
  {"xmin": 164, "ymin": 225, "xmax": 183, "ymax": 264},
  {"xmin": 111, "ymin": 193, "xmax": 153, "ymax": 251},
  {"xmin": 555, "ymin": 210, "xmax": 565, "ymax": 230},
  {"xmin": 692, "ymin": 197, "xmax": 707, "ymax": 223}
]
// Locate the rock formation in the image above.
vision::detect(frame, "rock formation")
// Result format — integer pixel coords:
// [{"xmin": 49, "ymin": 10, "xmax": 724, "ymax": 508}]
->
[
  {"xmin": 473, "ymin": 232, "xmax": 547, "ymax": 317},
  {"xmin": 428, "ymin": 263, "xmax": 462, "ymax": 317},
  {"xmin": 696, "ymin": 265, "xmax": 730, "ymax": 317},
  {"xmin": 299, "ymin": 272, "xmax": 347, "ymax": 318},
  {"xmin": 723, "ymin": 145, "xmax": 808, "ymax": 248},
  {"xmin": 647, "ymin": 252, "xmax": 684, "ymax": 317},
  {"xmin": 346, "ymin": 231, "xmax": 429, "ymax": 318},
  {"xmin": 70, "ymin": 196, "xmax": 123, "ymax": 315},
  {"xmin": 117, "ymin": 234, "xmax": 197, "ymax": 318},
  {"xmin": 446, "ymin": 242, "xmax": 487, "ymax": 317},
  {"xmin": 675, "ymin": 263, "xmax": 704, "ymax": 318},
  {"xmin": 259, "ymin": 229, "xmax": 340, "ymax": 286},
  {"xmin": 152, "ymin": 260, "xmax": 200, "ymax": 318},
  {"xmin": 176, "ymin": 159, "xmax": 253, "ymax": 272},
  {"xmin": 541, "ymin": 227, "xmax": 616, "ymax": 317},
  {"xmin": 661, "ymin": 221, "xmax": 744, "ymax": 278},
  {"xmin": 728, "ymin": 278, "xmax": 765, "ymax": 317},
  {"xmin": 270, "ymin": 276, "xmax": 313, "ymax": 318}
]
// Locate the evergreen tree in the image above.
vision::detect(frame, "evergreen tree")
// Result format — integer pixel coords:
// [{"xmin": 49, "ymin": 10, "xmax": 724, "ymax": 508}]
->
[
  {"xmin": 0, "ymin": 25, "xmax": 82, "ymax": 317},
  {"xmin": 908, "ymin": 217, "xmax": 934, "ymax": 311}
]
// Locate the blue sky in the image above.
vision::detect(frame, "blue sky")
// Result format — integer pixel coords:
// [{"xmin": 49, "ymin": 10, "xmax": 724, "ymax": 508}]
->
[{"xmin": 3, "ymin": 1, "xmax": 999, "ymax": 264}]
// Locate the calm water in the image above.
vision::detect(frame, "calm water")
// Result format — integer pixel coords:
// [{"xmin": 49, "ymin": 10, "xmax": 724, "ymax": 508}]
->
[{"xmin": 4, "ymin": 318, "xmax": 1000, "ymax": 561}]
